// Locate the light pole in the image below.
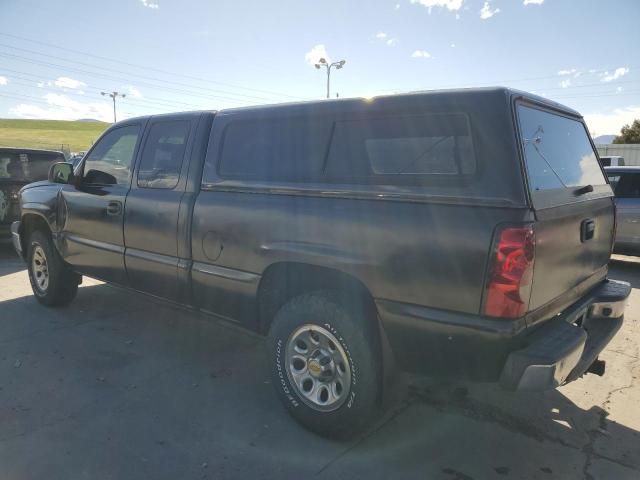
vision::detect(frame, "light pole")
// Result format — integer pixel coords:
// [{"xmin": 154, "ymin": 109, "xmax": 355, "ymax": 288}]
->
[
  {"xmin": 314, "ymin": 58, "xmax": 346, "ymax": 99},
  {"xmin": 101, "ymin": 91, "xmax": 126, "ymax": 123}
]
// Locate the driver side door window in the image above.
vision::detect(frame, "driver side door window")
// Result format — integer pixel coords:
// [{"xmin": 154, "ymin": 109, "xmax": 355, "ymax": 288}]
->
[
  {"xmin": 60, "ymin": 123, "xmax": 142, "ymax": 285},
  {"xmin": 83, "ymin": 125, "xmax": 140, "ymax": 185}
]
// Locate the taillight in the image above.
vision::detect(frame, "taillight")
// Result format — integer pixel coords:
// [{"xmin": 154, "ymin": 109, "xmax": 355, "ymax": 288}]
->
[{"xmin": 483, "ymin": 224, "xmax": 535, "ymax": 319}]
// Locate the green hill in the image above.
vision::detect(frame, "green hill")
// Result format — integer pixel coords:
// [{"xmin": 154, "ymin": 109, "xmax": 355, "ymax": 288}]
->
[{"xmin": 0, "ymin": 119, "xmax": 110, "ymax": 153}]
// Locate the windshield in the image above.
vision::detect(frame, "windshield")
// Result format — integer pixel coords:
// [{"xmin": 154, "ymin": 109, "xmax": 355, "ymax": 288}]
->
[{"xmin": 0, "ymin": 152, "xmax": 64, "ymax": 182}]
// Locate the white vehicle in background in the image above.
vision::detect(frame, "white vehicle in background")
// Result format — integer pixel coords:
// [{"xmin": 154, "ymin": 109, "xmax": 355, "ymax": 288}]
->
[{"xmin": 600, "ymin": 155, "xmax": 625, "ymax": 167}]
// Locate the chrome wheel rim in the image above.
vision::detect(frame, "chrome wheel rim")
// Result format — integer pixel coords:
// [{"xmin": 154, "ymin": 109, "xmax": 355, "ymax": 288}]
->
[
  {"xmin": 285, "ymin": 324, "xmax": 352, "ymax": 412},
  {"xmin": 32, "ymin": 245, "xmax": 49, "ymax": 293}
]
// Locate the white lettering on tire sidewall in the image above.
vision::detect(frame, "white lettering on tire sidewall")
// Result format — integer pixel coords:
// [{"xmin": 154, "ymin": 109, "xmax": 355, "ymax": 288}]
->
[{"xmin": 275, "ymin": 338, "xmax": 299, "ymax": 408}]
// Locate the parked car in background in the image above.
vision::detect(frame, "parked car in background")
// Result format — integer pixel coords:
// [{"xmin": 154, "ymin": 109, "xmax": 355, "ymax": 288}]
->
[
  {"xmin": 11, "ymin": 89, "xmax": 630, "ymax": 437},
  {"xmin": 600, "ymin": 155, "xmax": 625, "ymax": 167},
  {"xmin": 605, "ymin": 166, "xmax": 640, "ymax": 254},
  {"xmin": 0, "ymin": 147, "xmax": 66, "ymax": 240}
]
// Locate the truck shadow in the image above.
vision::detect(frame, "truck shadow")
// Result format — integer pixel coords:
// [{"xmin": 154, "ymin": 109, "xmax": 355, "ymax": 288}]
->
[{"xmin": 361, "ymin": 378, "xmax": 640, "ymax": 477}]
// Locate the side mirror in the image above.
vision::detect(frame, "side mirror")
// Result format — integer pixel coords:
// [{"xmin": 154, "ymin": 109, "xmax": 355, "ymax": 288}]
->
[{"xmin": 48, "ymin": 162, "xmax": 75, "ymax": 185}]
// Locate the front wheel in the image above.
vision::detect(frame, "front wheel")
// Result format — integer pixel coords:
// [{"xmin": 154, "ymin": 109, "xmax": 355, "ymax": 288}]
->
[
  {"xmin": 267, "ymin": 291, "xmax": 381, "ymax": 438},
  {"xmin": 27, "ymin": 230, "xmax": 78, "ymax": 307}
]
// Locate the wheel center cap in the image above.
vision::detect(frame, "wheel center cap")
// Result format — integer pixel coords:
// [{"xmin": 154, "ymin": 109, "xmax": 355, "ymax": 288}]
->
[{"xmin": 308, "ymin": 360, "xmax": 322, "ymax": 376}]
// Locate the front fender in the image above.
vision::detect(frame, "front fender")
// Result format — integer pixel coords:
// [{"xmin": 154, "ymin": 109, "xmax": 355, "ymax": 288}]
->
[{"xmin": 20, "ymin": 183, "xmax": 62, "ymax": 230}]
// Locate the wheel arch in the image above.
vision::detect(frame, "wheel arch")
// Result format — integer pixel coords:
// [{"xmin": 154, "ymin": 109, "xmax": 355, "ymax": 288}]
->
[
  {"xmin": 20, "ymin": 212, "xmax": 52, "ymax": 254},
  {"xmin": 257, "ymin": 261, "xmax": 378, "ymax": 333}
]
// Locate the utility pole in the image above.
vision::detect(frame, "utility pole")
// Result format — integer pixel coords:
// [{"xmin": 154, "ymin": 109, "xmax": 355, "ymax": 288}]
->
[
  {"xmin": 314, "ymin": 58, "xmax": 346, "ymax": 99},
  {"xmin": 101, "ymin": 91, "xmax": 126, "ymax": 123}
]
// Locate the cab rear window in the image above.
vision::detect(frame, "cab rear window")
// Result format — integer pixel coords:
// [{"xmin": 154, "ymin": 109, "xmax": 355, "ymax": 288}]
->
[{"xmin": 518, "ymin": 105, "xmax": 606, "ymax": 192}]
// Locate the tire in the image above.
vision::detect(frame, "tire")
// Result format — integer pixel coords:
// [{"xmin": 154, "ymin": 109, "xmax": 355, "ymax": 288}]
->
[
  {"xmin": 267, "ymin": 290, "xmax": 381, "ymax": 438},
  {"xmin": 27, "ymin": 229, "xmax": 78, "ymax": 307}
]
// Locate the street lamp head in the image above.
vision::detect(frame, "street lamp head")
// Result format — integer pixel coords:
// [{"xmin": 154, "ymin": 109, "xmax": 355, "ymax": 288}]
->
[
  {"xmin": 314, "ymin": 64, "xmax": 321, "ymax": 69},
  {"xmin": 318, "ymin": 57, "xmax": 327, "ymax": 64},
  {"xmin": 121, "ymin": 94, "xmax": 126, "ymax": 98},
  {"xmin": 101, "ymin": 92, "xmax": 107, "ymax": 96},
  {"xmin": 339, "ymin": 60, "xmax": 346, "ymax": 66}
]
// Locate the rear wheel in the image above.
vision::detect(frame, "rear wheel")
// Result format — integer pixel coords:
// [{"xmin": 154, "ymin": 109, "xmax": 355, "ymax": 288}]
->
[
  {"xmin": 27, "ymin": 230, "xmax": 78, "ymax": 307},
  {"xmin": 268, "ymin": 291, "xmax": 381, "ymax": 438}
]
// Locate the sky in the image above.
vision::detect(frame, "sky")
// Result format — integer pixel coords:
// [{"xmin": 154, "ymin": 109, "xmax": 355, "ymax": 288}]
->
[{"xmin": 0, "ymin": 0, "xmax": 638, "ymax": 136}]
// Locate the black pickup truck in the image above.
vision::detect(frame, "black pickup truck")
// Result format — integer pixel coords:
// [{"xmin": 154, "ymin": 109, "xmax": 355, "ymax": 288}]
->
[{"xmin": 11, "ymin": 88, "xmax": 630, "ymax": 437}]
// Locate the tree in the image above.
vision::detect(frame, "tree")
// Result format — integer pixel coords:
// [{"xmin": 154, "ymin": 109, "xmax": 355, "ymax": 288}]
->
[{"xmin": 613, "ymin": 119, "xmax": 640, "ymax": 144}]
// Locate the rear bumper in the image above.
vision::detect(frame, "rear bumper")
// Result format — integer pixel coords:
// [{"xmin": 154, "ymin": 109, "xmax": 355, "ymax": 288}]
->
[
  {"xmin": 500, "ymin": 279, "xmax": 629, "ymax": 390},
  {"xmin": 376, "ymin": 278, "xmax": 630, "ymax": 389}
]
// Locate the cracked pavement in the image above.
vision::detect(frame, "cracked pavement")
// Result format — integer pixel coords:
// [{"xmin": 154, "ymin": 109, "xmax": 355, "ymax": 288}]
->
[{"xmin": 0, "ymin": 245, "xmax": 639, "ymax": 480}]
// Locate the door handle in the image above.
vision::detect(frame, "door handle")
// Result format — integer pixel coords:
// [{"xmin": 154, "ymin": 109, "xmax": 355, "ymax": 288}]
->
[
  {"xmin": 106, "ymin": 200, "xmax": 122, "ymax": 216},
  {"xmin": 581, "ymin": 219, "xmax": 595, "ymax": 242}
]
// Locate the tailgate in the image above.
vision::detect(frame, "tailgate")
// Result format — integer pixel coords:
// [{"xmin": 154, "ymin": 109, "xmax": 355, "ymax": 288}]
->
[
  {"xmin": 516, "ymin": 102, "xmax": 615, "ymax": 323},
  {"xmin": 530, "ymin": 198, "xmax": 614, "ymax": 313}
]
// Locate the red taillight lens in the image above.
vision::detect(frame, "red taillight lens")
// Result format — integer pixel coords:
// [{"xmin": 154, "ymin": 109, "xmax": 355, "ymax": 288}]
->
[{"xmin": 483, "ymin": 225, "xmax": 535, "ymax": 319}]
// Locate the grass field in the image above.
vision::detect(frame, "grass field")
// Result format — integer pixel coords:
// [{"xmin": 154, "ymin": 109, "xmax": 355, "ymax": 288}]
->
[{"xmin": 0, "ymin": 119, "xmax": 109, "ymax": 153}]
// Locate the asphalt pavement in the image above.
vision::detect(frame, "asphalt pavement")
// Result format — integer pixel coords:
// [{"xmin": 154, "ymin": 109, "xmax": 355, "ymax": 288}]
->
[{"xmin": 0, "ymin": 244, "xmax": 638, "ymax": 480}]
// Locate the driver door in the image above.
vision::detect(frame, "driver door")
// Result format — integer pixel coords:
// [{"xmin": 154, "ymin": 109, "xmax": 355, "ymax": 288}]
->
[{"xmin": 59, "ymin": 122, "xmax": 144, "ymax": 285}]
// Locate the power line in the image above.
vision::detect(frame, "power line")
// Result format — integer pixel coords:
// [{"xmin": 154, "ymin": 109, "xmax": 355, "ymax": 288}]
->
[
  {"xmin": 551, "ymin": 90, "xmax": 640, "ymax": 99},
  {"xmin": 0, "ymin": 32, "xmax": 307, "ymax": 101},
  {"xmin": 0, "ymin": 91, "xmax": 138, "ymax": 117},
  {"xmin": 0, "ymin": 50, "xmax": 265, "ymax": 106},
  {"xmin": 0, "ymin": 43, "xmax": 278, "ymax": 102},
  {"xmin": 0, "ymin": 70, "xmax": 212, "ymax": 111},
  {"xmin": 371, "ymin": 66, "xmax": 639, "ymax": 97}
]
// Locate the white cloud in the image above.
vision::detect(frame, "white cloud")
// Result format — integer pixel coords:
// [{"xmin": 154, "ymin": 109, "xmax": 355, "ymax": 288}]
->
[
  {"xmin": 480, "ymin": 1, "xmax": 500, "ymax": 19},
  {"xmin": 9, "ymin": 93, "xmax": 115, "ymax": 122},
  {"xmin": 127, "ymin": 86, "xmax": 143, "ymax": 98},
  {"xmin": 560, "ymin": 78, "xmax": 571, "ymax": 89},
  {"xmin": 411, "ymin": 50, "xmax": 432, "ymax": 58},
  {"xmin": 395, "ymin": 3, "xmax": 401, "ymax": 9},
  {"xmin": 305, "ymin": 44, "xmax": 330, "ymax": 66},
  {"xmin": 557, "ymin": 69, "xmax": 581, "ymax": 78},
  {"xmin": 601, "ymin": 67, "xmax": 629, "ymax": 82},
  {"xmin": 523, "ymin": 0, "xmax": 544, "ymax": 5},
  {"xmin": 54, "ymin": 76, "xmax": 87, "ymax": 90},
  {"xmin": 140, "ymin": 0, "xmax": 159, "ymax": 8},
  {"xmin": 584, "ymin": 105, "xmax": 640, "ymax": 135},
  {"xmin": 410, "ymin": 0, "xmax": 464, "ymax": 13},
  {"xmin": 375, "ymin": 33, "xmax": 397, "ymax": 46},
  {"xmin": 450, "ymin": 43, "xmax": 456, "ymax": 48},
  {"xmin": 617, "ymin": 86, "xmax": 623, "ymax": 93},
  {"xmin": 0, "ymin": 76, "xmax": 7, "ymax": 86}
]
